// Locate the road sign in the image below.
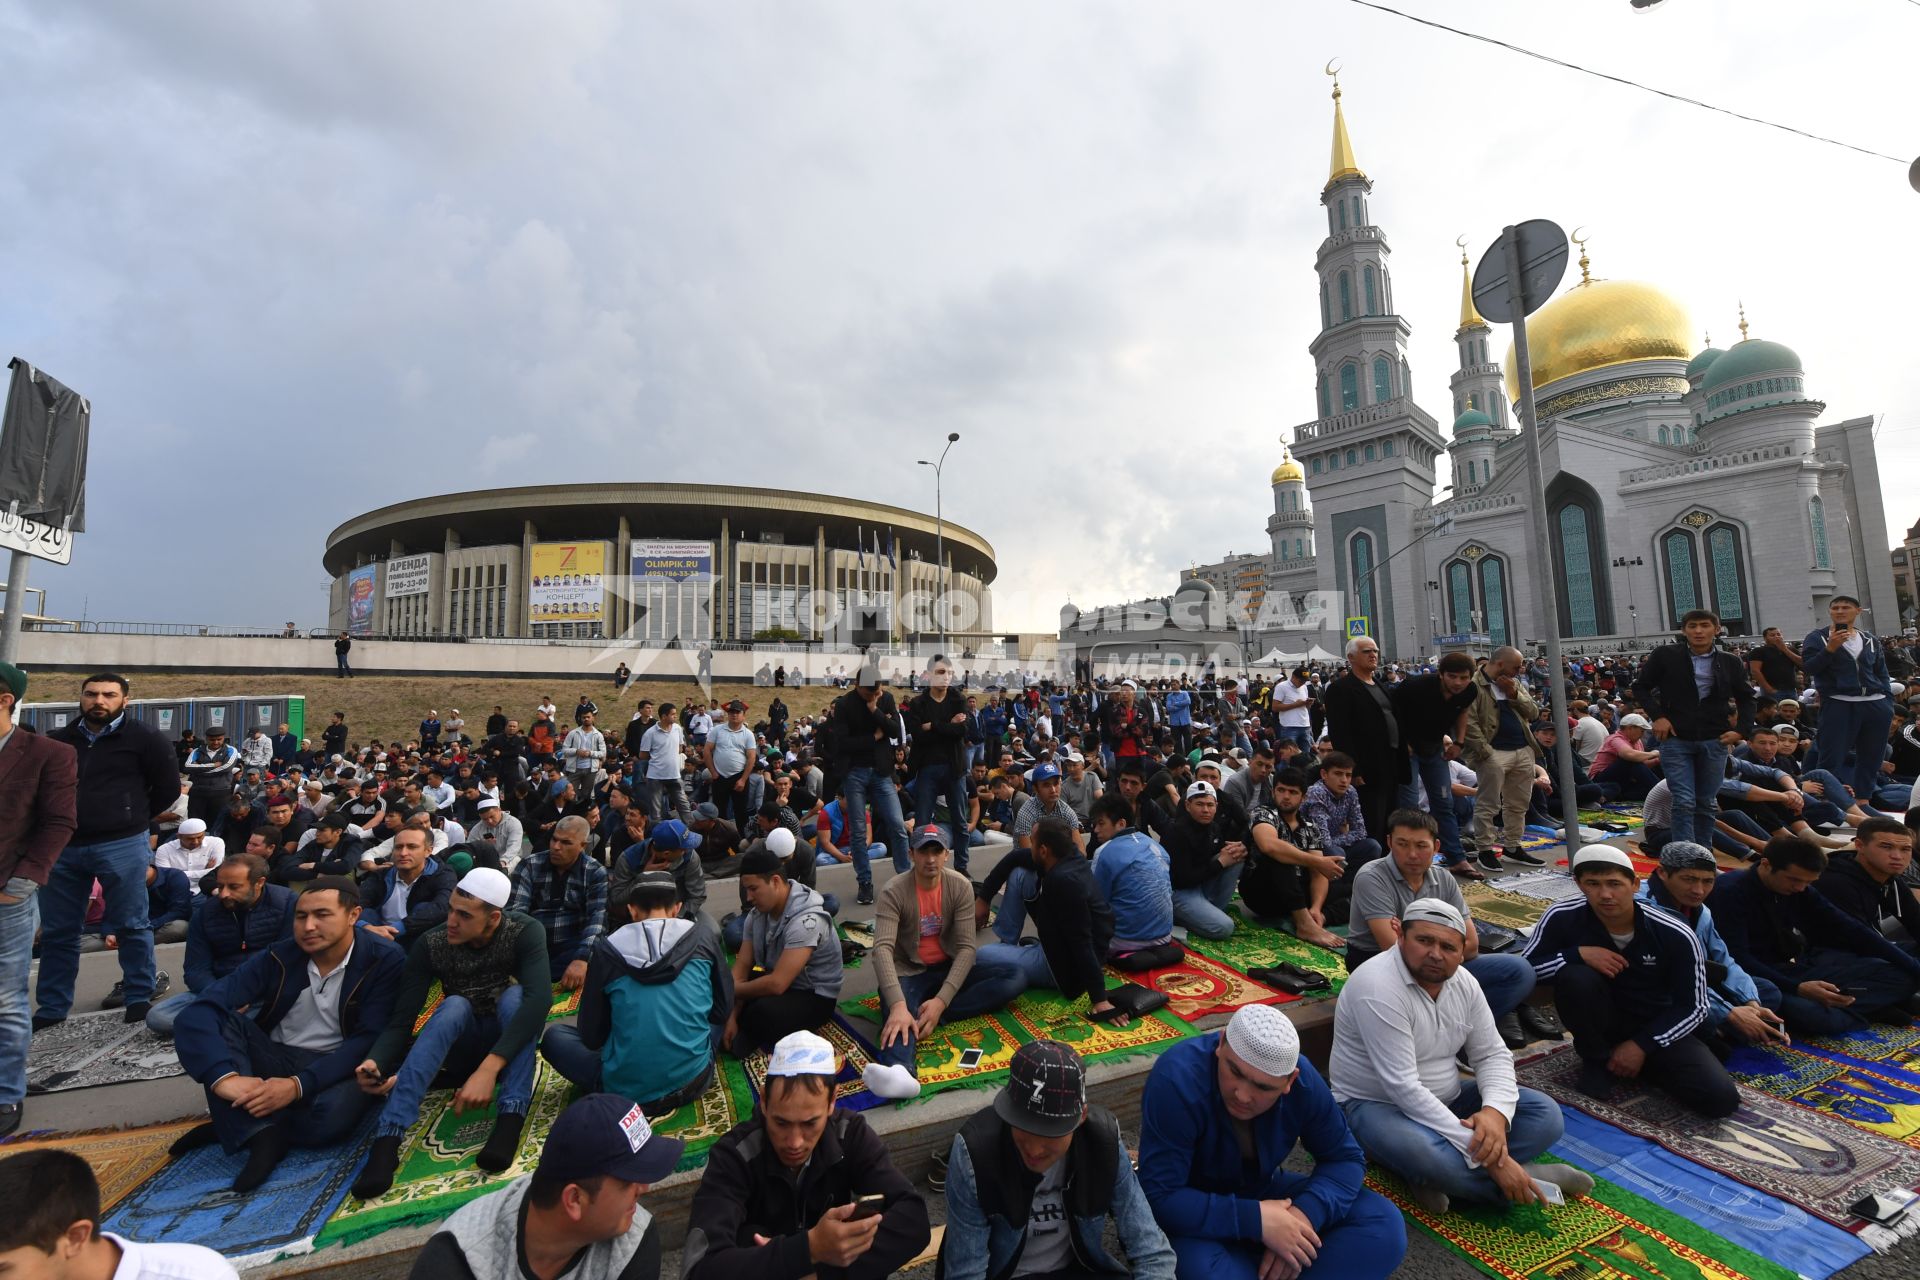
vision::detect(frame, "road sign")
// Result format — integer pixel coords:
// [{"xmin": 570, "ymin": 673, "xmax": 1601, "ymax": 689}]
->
[
  {"xmin": 1434, "ymin": 632, "xmax": 1493, "ymax": 647},
  {"xmin": 1345, "ymin": 616, "xmax": 1369, "ymax": 638},
  {"xmin": 0, "ymin": 509, "xmax": 72, "ymax": 565},
  {"xmin": 1472, "ymin": 220, "xmax": 1568, "ymax": 324}
]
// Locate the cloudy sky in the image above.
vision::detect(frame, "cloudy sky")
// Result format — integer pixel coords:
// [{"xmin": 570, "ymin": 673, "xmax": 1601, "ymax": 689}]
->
[{"xmin": 3, "ymin": 0, "xmax": 1914, "ymax": 631}]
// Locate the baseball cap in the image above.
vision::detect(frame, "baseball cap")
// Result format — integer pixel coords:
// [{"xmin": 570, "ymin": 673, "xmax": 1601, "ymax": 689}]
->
[
  {"xmin": 725, "ymin": 699, "xmax": 747, "ymax": 712},
  {"xmin": 649, "ymin": 819, "xmax": 704, "ymax": 852},
  {"xmin": 912, "ymin": 823, "xmax": 950, "ymax": 850},
  {"xmin": 320, "ymin": 812, "xmax": 351, "ymax": 831},
  {"xmin": 694, "ymin": 801, "xmax": 721, "ymax": 820},
  {"xmin": 1029, "ymin": 762, "xmax": 1061, "ymax": 784},
  {"xmin": 1618, "ymin": 713, "xmax": 1651, "ymax": 730},
  {"xmin": 993, "ymin": 1040, "xmax": 1086, "ymax": 1138},
  {"xmin": 1184, "ymin": 779, "xmax": 1216, "ymax": 800},
  {"xmin": 534, "ymin": 1093, "xmax": 683, "ymax": 1187},
  {"xmin": 0, "ymin": 662, "xmax": 25, "ymax": 701}
]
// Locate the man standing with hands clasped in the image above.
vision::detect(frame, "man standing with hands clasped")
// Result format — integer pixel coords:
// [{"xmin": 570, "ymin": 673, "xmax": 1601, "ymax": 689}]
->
[
  {"xmin": 1331, "ymin": 898, "xmax": 1588, "ymax": 1216},
  {"xmin": 1632, "ymin": 609, "xmax": 1756, "ymax": 849},
  {"xmin": 705, "ymin": 700, "xmax": 758, "ymax": 833}
]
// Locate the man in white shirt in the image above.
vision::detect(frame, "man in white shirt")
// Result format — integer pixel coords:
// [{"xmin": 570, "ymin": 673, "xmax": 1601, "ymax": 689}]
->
[
  {"xmin": 0, "ymin": 1147, "xmax": 238, "ymax": 1278},
  {"xmin": 1272, "ymin": 668, "xmax": 1315, "ymax": 753},
  {"xmin": 152, "ymin": 819, "xmax": 225, "ymax": 892},
  {"xmin": 1330, "ymin": 899, "xmax": 1588, "ymax": 1215},
  {"xmin": 562, "ymin": 712, "xmax": 607, "ymax": 796},
  {"xmin": 639, "ymin": 703, "xmax": 693, "ymax": 824}
]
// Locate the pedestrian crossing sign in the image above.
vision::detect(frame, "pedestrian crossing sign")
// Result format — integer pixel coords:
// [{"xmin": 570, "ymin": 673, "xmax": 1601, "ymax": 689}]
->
[{"xmin": 1345, "ymin": 617, "xmax": 1368, "ymax": 638}]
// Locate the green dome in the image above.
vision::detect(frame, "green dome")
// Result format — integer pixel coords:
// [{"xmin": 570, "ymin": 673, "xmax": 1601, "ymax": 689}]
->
[
  {"xmin": 1452, "ymin": 408, "xmax": 1494, "ymax": 433},
  {"xmin": 1685, "ymin": 346, "xmax": 1724, "ymax": 380},
  {"xmin": 1702, "ymin": 339, "xmax": 1802, "ymax": 394}
]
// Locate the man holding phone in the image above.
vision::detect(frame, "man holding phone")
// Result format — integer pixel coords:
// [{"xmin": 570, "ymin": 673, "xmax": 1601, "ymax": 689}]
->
[
  {"xmin": 681, "ymin": 1031, "xmax": 929, "ymax": 1280},
  {"xmin": 1803, "ymin": 596, "xmax": 1898, "ymax": 808},
  {"xmin": 1637, "ymin": 843, "xmax": 1790, "ymax": 1049}
]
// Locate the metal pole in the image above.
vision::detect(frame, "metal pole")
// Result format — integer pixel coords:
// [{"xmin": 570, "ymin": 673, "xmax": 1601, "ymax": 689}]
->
[
  {"xmin": 0, "ymin": 549, "xmax": 28, "ymax": 665},
  {"xmin": 1500, "ymin": 225, "xmax": 1584, "ymax": 854},
  {"xmin": 933, "ymin": 479, "xmax": 946, "ymax": 649}
]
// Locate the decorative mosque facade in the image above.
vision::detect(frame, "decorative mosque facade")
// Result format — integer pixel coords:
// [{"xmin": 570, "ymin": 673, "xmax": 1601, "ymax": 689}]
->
[{"xmin": 1254, "ymin": 77, "xmax": 1899, "ymax": 663}]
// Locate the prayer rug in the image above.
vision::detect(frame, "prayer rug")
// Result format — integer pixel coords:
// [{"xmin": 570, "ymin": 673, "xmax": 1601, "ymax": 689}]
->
[
  {"xmin": 836, "ymin": 988, "xmax": 1195, "ymax": 1106},
  {"xmin": 650, "ymin": 1054, "xmax": 756, "ymax": 1173},
  {"xmin": 1802, "ymin": 1021, "xmax": 1920, "ymax": 1091},
  {"xmin": 1183, "ymin": 923, "xmax": 1348, "ymax": 999},
  {"xmin": 1108, "ymin": 948, "xmax": 1293, "ymax": 1022},
  {"xmin": 1519, "ymin": 1044, "xmax": 1920, "ymax": 1238},
  {"xmin": 1458, "ymin": 880, "xmax": 1551, "ymax": 932},
  {"xmin": 1490, "ymin": 869, "xmax": 1587, "ymax": 904},
  {"xmin": 0, "ymin": 1117, "xmax": 204, "ymax": 1211},
  {"xmin": 1728, "ymin": 1035, "xmax": 1920, "ymax": 1152},
  {"xmin": 740, "ymin": 1017, "xmax": 885, "ymax": 1113},
  {"xmin": 1551, "ymin": 1107, "xmax": 1871, "ymax": 1278},
  {"xmin": 837, "ymin": 920, "xmax": 873, "ymax": 969},
  {"xmin": 1582, "ymin": 806, "xmax": 1646, "ymax": 830},
  {"xmin": 312, "ymin": 1058, "xmax": 574, "ymax": 1249},
  {"xmin": 25, "ymin": 1010, "xmax": 185, "ymax": 1093},
  {"xmin": 410, "ymin": 981, "xmax": 581, "ymax": 1035},
  {"xmin": 103, "ymin": 1113, "xmax": 377, "ymax": 1268},
  {"xmin": 1370, "ymin": 1160, "xmax": 1805, "ymax": 1280}
]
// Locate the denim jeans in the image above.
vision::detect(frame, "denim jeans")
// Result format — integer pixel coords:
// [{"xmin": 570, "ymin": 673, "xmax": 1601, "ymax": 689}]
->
[
  {"xmin": 1171, "ymin": 862, "xmax": 1246, "ymax": 941},
  {"xmin": 723, "ymin": 894, "xmax": 839, "ymax": 951},
  {"xmin": 1342, "ymin": 1083, "xmax": 1564, "ymax": 1206},
  {"xmin": 145, "ymin": 991, "xmax": 197, "ymax": 1036},
  {"xmin": 1813, "ymin": 696, "xmax": 1895, "ymax": 804},
  {"xmin": 973, "ymin": 940, "xmax": 1057, "ymax": 992},
  {"xmin": 912, "ymin": 762, "xmax": 973, "ymax": 874},
  {"xmin": 1796, "ymin": 767, "xmax": 1855, "ymax": 828},
  {"xmin": 1402, "ymin": 748, "xmax": 1465, "ymax": 859},
  {"xmin": 816, "ymin": 840, "xmax": 886, "ymax": 891},
  {"xmin": 35, "ymin": 833, "xmax": 157, "ymax": 1021},
  {"xmin": 376, "ymin": 986, "xmax": 538, "ymax": 1137},
  {"xmin": 874, "ymin": 960, "xmax": 1029, "ymax": 1072},
  {"xmin": 1462, "ymin": 953, "xmax": 1536, "ymax": 1020},
  {"xmin": 990, "ymin": 867, "xmax": 1040, "ymax": 945},
  {"xmin": 645, "ymin": 777, "xmax": 691, "ymax": 824},
  {"xmin": 1167, "ymin": 1176, "xmax": 1405, "ymax": 1280},
  {"xmin": 0, "ymin": 880, "xmax": 39, "ymax": 1106},
  {"xmin": 1275, "ymin": 726, "xmax": 1313, "ymax": 753},
  {"xmin": 1657, "ymin": 737, "xmax": 1729, "ymax": 847},
  {"xmin": 841, "ymin": 767, "xmax": 909, "ymax": 874},
  {"xmin": 539, "ymin": 1022, "xmax": 720, "ymax": 1114}
]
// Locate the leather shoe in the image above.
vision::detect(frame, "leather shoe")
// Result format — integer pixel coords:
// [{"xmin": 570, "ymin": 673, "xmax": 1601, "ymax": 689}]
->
[
  {"xmin": 1518, "ymin": 1004, "xmax": 1567, "ymax": 1041},
  {"xmin": 1496, "ymin": 1011, "xmax": 1529, "ymax": 1049},
  {"xmin": 0, "ymin": 1103, "xmax": 19, "ymax": 1139}
]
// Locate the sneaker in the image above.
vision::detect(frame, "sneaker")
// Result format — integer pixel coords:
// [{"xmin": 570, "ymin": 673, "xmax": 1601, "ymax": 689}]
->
[
  {"xmin": 123, "ymin": 1002, "xmax": 151, "ymax": 1024},
  {"xmin": 1504, "ymin": 847, "xmax": 1547, "ymax": 866},
  {"xmin": 152, "ymin": 971, "xmax": 172, "ymax": 998},
  {"xmin": 100, "ymin": 981, "xmax": 127, "ymax": 1011},
  {"xmin": 856, "ymin": 886, "xmax": 875, "ymax": 907},
  {"xmin": 1476, "ymin": 850, "xmax": 1505, "ymax": 872}
]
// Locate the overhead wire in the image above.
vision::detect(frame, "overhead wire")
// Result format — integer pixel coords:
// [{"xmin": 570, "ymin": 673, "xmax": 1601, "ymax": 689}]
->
[{"xmin": 1337, "ymin": 0, "xmax": 1908, "ymax": 165}]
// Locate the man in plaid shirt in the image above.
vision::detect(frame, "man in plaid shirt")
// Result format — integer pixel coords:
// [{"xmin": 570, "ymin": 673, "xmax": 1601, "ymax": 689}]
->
[
  {"xmin": 507, "ymin": 815, "xmax": 608, "ymax": 991},
  {"xmin": 1302, "ymin": 752, "xmax": 1384, "ymax": 926},
  {"xmin": 1246, "ymin": 766, "xmax": 1349, "ymax": 949}
]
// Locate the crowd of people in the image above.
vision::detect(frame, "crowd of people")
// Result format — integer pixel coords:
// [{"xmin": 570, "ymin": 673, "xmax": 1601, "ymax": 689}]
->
[{"xmin": 0, "ymin": 592, "xmax": 1915, "ymax": 1278}]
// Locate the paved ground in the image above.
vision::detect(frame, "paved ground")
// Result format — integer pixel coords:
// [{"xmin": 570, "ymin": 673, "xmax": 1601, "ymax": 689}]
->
[{"xmin": 22, "ymin": 837, "xmax": 1920, "ymax": 1277}]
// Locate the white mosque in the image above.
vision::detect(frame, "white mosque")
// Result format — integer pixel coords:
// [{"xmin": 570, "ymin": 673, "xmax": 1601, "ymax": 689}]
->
[{"xmin": 1257, "ymin": 74, "xmax": 1898, "ymax": 662}]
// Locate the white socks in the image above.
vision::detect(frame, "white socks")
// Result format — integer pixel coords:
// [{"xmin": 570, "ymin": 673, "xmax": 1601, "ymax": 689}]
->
[
  {"xmin": 862, "ymin": 1063, "xmax": 922, "ymax": 1100},
  {"xmin": 1526, "ymin": 1163, "xmax": 1596, "ymax": 1199}
]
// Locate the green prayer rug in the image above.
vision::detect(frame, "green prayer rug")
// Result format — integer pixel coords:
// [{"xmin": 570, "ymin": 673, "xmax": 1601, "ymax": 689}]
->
[
  {"xmin": 1183, "ymin": 922, "xmax": 1348, "ymax": 998},
  {"xmin": 1369, "ymin": 1159, "xmax": 1802, "ymax": 1280}
]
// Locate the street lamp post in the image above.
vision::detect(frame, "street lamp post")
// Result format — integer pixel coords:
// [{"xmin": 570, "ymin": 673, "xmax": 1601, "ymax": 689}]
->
[
  {"xmin": 1611, "ymin": 556, "xmax": 1644, "ymax": 638},
  {"xmin": 917, "ymin": 432, "xmax": 960, "ymax": 648}
]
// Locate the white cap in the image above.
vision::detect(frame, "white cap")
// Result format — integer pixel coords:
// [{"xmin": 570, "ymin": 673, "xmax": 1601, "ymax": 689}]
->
[
  {"xmin": 457, "ymin": 867, "xmax": 513, "ymax": 908},
  {"xmin": 1571, "ymin": 846, "xmax": 1637, "ymax": 877},
  {"xmin": 1185, "ymin": 779, "xmax": 1217, "ymax": 800},
  {"xmin": 475, "ymin": 795, "xmax": 501, "ymax": 811},
  {"xmin": 1400, "ymin": 897, "xmax": 1466, "ymax": 935},
  {"xmin": 1223, "ymin": 1005, "xmax": 1299, "ymax": 1079},
  {"xmin": 766, "ymin": 827, "xmax": 796, "ymax": 857},
  {"xmin": 1618, "ymin": 713, "xmax": 1651, "ymax": 730},
  {"xmin": 765, "ymin": 1030, "xmax": 837, "ymax": 1078},
  {"xmin": 178, "ymin": 818, "xmax": 207, "ymax": 837}
]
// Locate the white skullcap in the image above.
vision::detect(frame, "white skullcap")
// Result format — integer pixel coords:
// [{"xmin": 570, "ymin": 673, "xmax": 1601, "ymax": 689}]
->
[
  {"xmin": 765, "ymin": 1030, "xmax": 837, "ymax": 1078},
  {"xmin": 1400, "ymin": 897, "xmax": 1466, "ymax": 935},
  {"xmin": 766, "ymin": 827, "xmax": 796, "ymax": 857},
  {"xmin": 1571, "ymin": 846, "xmax": 1637, "ymax": 877},
  {"xmin": 178, "ymin": 818, "xmax": 207, "ymax": 836},
  {"xmin": 457, "ymin": 867, "xmax": 513, "ymax": 909},
  {"xmin": 1223, "ymin": 1004, "xmax": 1299, "ymax": 1079}
]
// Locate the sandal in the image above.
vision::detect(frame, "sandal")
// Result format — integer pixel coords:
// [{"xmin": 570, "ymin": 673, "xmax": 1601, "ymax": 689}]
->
[{"xmin": 1447, "ymin": 860, "xmax": 1488, "ymax": 881}]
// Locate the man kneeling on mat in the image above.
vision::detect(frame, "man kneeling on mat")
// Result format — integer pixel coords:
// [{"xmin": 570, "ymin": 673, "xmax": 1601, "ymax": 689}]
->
[{"xmin": 1331, "ymin": 897, "xmax": 1590, "ymax": 1215}]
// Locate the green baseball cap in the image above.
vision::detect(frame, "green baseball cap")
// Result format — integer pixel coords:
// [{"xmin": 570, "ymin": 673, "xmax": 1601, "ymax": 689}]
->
[{"xmin": 0, "ymin": 663, "xmax": 25, "ymax": 701}]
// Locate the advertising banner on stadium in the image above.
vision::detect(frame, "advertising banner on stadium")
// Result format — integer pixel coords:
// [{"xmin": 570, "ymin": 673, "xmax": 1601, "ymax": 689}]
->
[
  {"xmin": 630, "ymin": 540, "xmax": 713, "ymax": 581},
  {"xmin": 529, "ymin": 542, "xmax": 606, "ymax": 624},
  {"xmin": 384, "ymin": 553, "xmax": 432, "ymax": 598},
  {"xmin": 345, "ymin": 564, "xmax": 377, "ymax": 635}
]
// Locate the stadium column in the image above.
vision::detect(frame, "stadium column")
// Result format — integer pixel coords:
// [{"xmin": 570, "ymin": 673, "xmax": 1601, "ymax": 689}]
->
[
  {"xmin": 717, "ymin": 515, "xmax": 730, "ymax": 642},
  {"xmin": 815, "ymin": 524, "xmax": 827, "ymax": 643},
  {"xmin": 517, "ymin": 519, "xmax": 537, "ymax": 637},
  {"xmin": 615, "ymin": 515, "xmax": 631, "ymax": 641},
  {"xmin": 437, "ymin": 527, "xmax": 459, "ymax": 635}
]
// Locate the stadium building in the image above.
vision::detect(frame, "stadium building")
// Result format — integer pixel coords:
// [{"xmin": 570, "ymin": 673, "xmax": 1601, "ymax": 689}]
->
[{"xmin": 323, "ymin": 483, "xmax": 995, "ymax": 644}]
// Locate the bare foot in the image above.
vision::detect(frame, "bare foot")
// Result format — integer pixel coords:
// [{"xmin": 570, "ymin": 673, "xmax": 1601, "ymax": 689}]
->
[{"xmin": 1299, "ymin": 923, "xmax": 1345, "ymax": 949}]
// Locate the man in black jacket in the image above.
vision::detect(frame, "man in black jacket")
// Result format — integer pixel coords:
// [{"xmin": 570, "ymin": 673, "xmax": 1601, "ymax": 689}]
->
[
  {"xmin": 908, "ymin": 654, "xmax": 972, "ymax": 873},
  {"xmin": 1632, "ymin": 609, "xmax": 1756, "ymax": 849},
  {"xmin": 1321, "ymin": 636, "xmax": 1406, "ymax": 844},
  {"xmin": 974, "ymin": 818, "xmax": 1130, "ymax": 1025},
  {"xmin": 1155, "ymin": 780, "xmax": 1249, "ymax": 941},
  {"xmin": 39, "ymin": 673, "xmax": 182, "ymax": 1028},
  {"xmin": 830, "ymin": 672, "xmax": 909, "ymax": 878},
  {"xmin": 1389, "ymin": 653, "xmax": 1478, "ymax": 870},
  {"xmin": 682, "ymin": 1030, "xmax": 930, "ymax": 1280},
  {"xmin": 1520, "ymin": 846, "xmax": 1737, "ymax": 1116},
  {"xmin": 1815, "ymin": 818, "xmax": 1920, "ymax": 952}
]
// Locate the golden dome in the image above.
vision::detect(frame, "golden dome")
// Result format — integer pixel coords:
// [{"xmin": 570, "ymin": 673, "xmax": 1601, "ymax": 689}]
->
[
  {"xmin": 1503, "ymin": 276, "xmax": 1693, "ymax": 399},
  {"xmin": 1271, "ymin": 445, "xmax": 1305, "ymax": 485}
]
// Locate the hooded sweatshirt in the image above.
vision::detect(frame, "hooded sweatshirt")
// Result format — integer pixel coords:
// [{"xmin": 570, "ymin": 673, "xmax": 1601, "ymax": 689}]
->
[
  {"xmin": 578, "ymin": 916, "xmax": 732, "ymax": 1105},
  {"xmin": 415, "ymin": 1174, "xmax": 656, "ymax": 1280}
]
